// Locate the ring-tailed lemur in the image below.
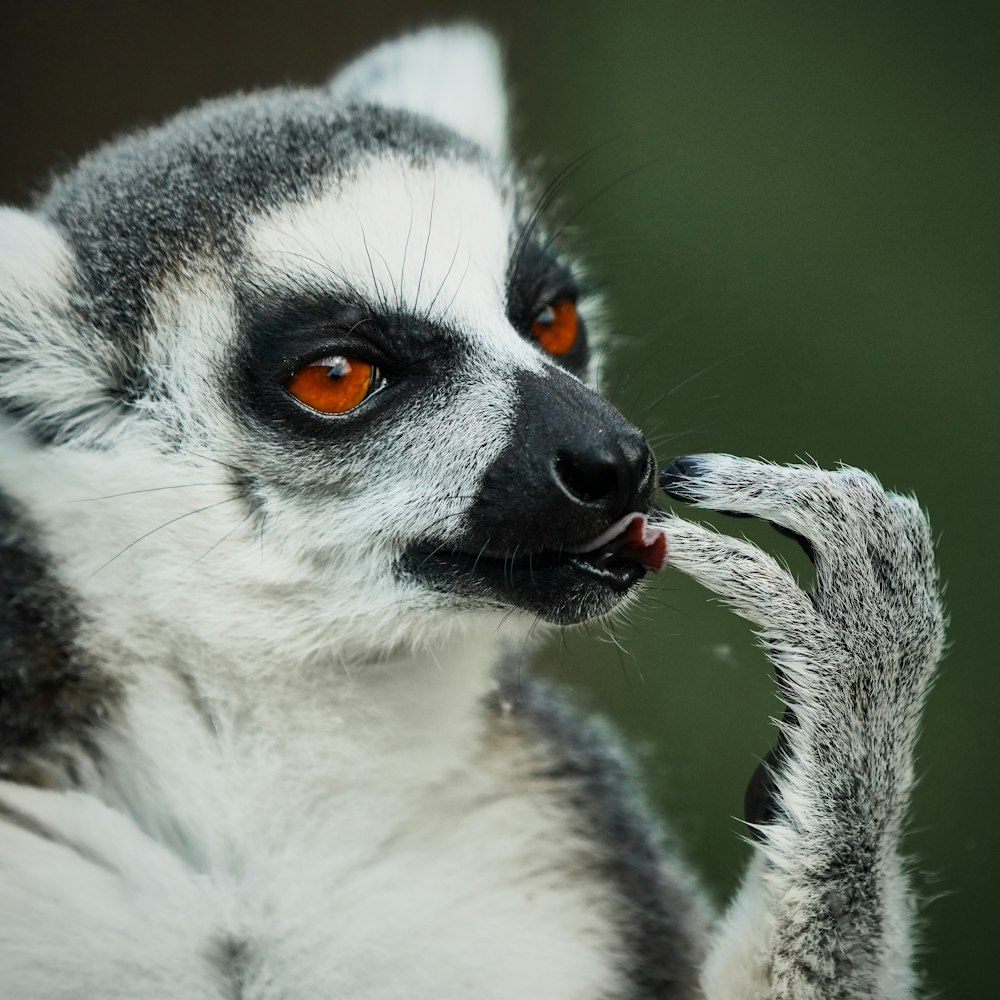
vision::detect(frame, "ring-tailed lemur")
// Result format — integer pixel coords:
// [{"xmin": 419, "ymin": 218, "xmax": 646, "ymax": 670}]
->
[{"xmin": 0, "ymin": 26, "xmax": 944, "ymax": 1000}]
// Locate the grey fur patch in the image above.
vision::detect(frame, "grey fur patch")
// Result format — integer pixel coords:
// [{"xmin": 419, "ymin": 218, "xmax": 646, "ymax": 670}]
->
[
  {"xmin": 486, "ymin": 659, "xmax": 708, "ymax": 999},
  {"xmin": 0, "ymin": 488, "xmax": 121, "ymax": 786},
  {"xmin": 208, "ymin": 935, "xmax": 251, "ymax": 1000},
  {"xmin": 37, "ymin": 90, "xmax": 488, "ymax": 386}
]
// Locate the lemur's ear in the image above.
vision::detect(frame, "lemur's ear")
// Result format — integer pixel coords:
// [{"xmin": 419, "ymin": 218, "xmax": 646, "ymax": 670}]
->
[
  {"xmin": 0, "ymin": 209, "xmax": 121, "ymax": 443},
  {"xmin": 328, "ymin": 26, "xmax": 508, "ymax": 157}
]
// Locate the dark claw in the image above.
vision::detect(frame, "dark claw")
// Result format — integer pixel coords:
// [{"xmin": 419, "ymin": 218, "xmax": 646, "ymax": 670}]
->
[{"xmin": 658, "ymin": 455, "xmax": 705, "ymax": 503}]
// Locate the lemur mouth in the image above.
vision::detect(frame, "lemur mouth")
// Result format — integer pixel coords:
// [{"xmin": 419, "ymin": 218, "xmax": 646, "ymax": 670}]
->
[
  {"xmin": 564, "ymin": 512, "xmax": 668, "ymax": 576},
  {"xmin": 406, "ymin": 513, "xmax": 668, "ymax": 623}
]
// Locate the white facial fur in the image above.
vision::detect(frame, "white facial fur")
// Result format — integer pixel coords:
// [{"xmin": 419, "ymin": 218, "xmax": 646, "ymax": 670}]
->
[
  {"xmin": 147, "ymin": 160, "xmax": 568, "ymax": 661},
  {"xmin": 0, "ymin": 20, "xmax": 589, "ymax": 679},
  {"xmin": 0, "ymin": 153, "xmax": 588, "ymax": 676}
]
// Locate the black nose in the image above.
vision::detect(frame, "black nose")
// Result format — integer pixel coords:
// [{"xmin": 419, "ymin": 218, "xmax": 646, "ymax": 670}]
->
[
  {"xmin": 469, "ymin": 369, "xmax": 657, "ymax": 552},
  {"xmin": 554, "ymin": 437, "xmax": 654, "ymax": 516}
]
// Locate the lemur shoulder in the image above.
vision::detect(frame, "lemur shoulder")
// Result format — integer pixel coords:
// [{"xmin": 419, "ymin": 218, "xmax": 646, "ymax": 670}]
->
[{"xmin": 0, "ymin": 26, "xmax": 944, "ymax": 1000}]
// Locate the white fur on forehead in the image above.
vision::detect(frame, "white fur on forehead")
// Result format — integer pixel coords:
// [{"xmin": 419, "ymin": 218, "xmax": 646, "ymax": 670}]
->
[
  {"xmin": 246, "ymin": 159, "xmax": 544, "ymax": 373},
  {"xmin": 328, "ymin": 26, "xmax": 508, "ymax": 157}
]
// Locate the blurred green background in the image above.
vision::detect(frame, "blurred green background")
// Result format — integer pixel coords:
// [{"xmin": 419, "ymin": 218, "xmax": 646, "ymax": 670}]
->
[{"xmin": 4, "ymin": 2, "xmax": 997, "ymax": 994}]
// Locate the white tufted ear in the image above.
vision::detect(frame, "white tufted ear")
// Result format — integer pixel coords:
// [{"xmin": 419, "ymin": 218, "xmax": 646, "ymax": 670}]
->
[
  {"xmin": 0, "ymin": 209, "xmax": 70, "ymax": 307},
  {"xmin": 328, "ymin": 25, "xmax": 509, "ymax": 157},
  {"xmin": 0, "ymin": 208, "xmax": 125, "ymax": 443}
]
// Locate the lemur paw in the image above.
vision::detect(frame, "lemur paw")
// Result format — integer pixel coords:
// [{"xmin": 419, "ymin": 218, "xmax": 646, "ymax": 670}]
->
[{"xmin": 657, "ymin": 454, "xmax": 945, "ymax": 834}]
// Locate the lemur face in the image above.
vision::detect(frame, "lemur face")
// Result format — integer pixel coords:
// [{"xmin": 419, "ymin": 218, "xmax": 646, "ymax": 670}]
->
[
  {"xmin": 236, "ymin": 159, "xmax": 658, "ymax": 627},
  {"xmin": 0, "ymin": 30, "xmax": 661, "ymax": 648}
]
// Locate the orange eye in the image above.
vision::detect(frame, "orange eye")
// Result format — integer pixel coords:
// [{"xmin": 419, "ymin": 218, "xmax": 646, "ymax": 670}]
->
[
  {"xmin": 531, "ymin": 299, "xmax": 578, "ymax": 356},
  {"xmin": 284, "ymin": 356, "xmax": 377, "ymax": 414}
]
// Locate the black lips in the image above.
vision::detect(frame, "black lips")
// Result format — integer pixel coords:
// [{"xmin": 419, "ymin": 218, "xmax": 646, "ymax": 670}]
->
[{"xmin": 405, "ymin": 368, "xmax": 658, "ymax": 624}]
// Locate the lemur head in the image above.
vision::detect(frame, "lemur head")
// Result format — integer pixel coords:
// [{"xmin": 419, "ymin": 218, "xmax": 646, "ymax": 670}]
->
[{"xmin": 0, "ymin": 27, "xmax": 663, "ymax": 662}]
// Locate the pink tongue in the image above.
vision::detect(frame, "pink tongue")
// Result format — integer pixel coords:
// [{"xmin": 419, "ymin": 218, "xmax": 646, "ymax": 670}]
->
[
  {"xmin": 616, "ymin": 514, "xmax": 669, "ymax": 573},
  {"xmin": 566, "ymin": 513, "xmax": 669, "ymax": 574}
]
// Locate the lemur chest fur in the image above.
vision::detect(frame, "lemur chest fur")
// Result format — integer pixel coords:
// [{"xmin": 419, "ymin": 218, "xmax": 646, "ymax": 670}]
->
[{"xmin": 0, "ymin": 636, "xmax": 628, "ymax": 999}]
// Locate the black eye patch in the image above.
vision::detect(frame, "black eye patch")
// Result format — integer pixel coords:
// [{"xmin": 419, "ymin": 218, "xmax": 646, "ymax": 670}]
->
[
  {"xmin": 506, "ymin": 237, "xmax": 589, "ymax": 376},
  {"xmin": 232, "ymin": 288, "xmax": 465, "ymax": 441}
]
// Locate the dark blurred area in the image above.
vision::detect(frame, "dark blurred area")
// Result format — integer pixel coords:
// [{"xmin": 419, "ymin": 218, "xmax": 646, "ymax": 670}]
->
[{"xmin": 4, "ymin": 1, "xmax": 998, "ymax": 995}]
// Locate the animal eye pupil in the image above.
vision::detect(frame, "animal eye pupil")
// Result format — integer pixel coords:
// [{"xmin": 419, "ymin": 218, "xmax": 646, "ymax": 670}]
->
[
  {"xmin": 531, "ymin": 299, "xmax": 578, "ymax": 356},
  {"xmin": 284, "ymin": 355, "xmax": 377, "ymax": 414}
]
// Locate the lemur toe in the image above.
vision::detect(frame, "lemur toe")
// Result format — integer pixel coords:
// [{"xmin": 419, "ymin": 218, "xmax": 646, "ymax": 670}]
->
[
  {"xmin": 657, "ymin": 515, "xmax": 817, "ymax": 632},
  {"xmin": 658, "ymin": 455, "xmax": 707, "ymax": 504},
  {"xmin": 660, "ymin": 455, "xmax": 817, "ymax": 565}
]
